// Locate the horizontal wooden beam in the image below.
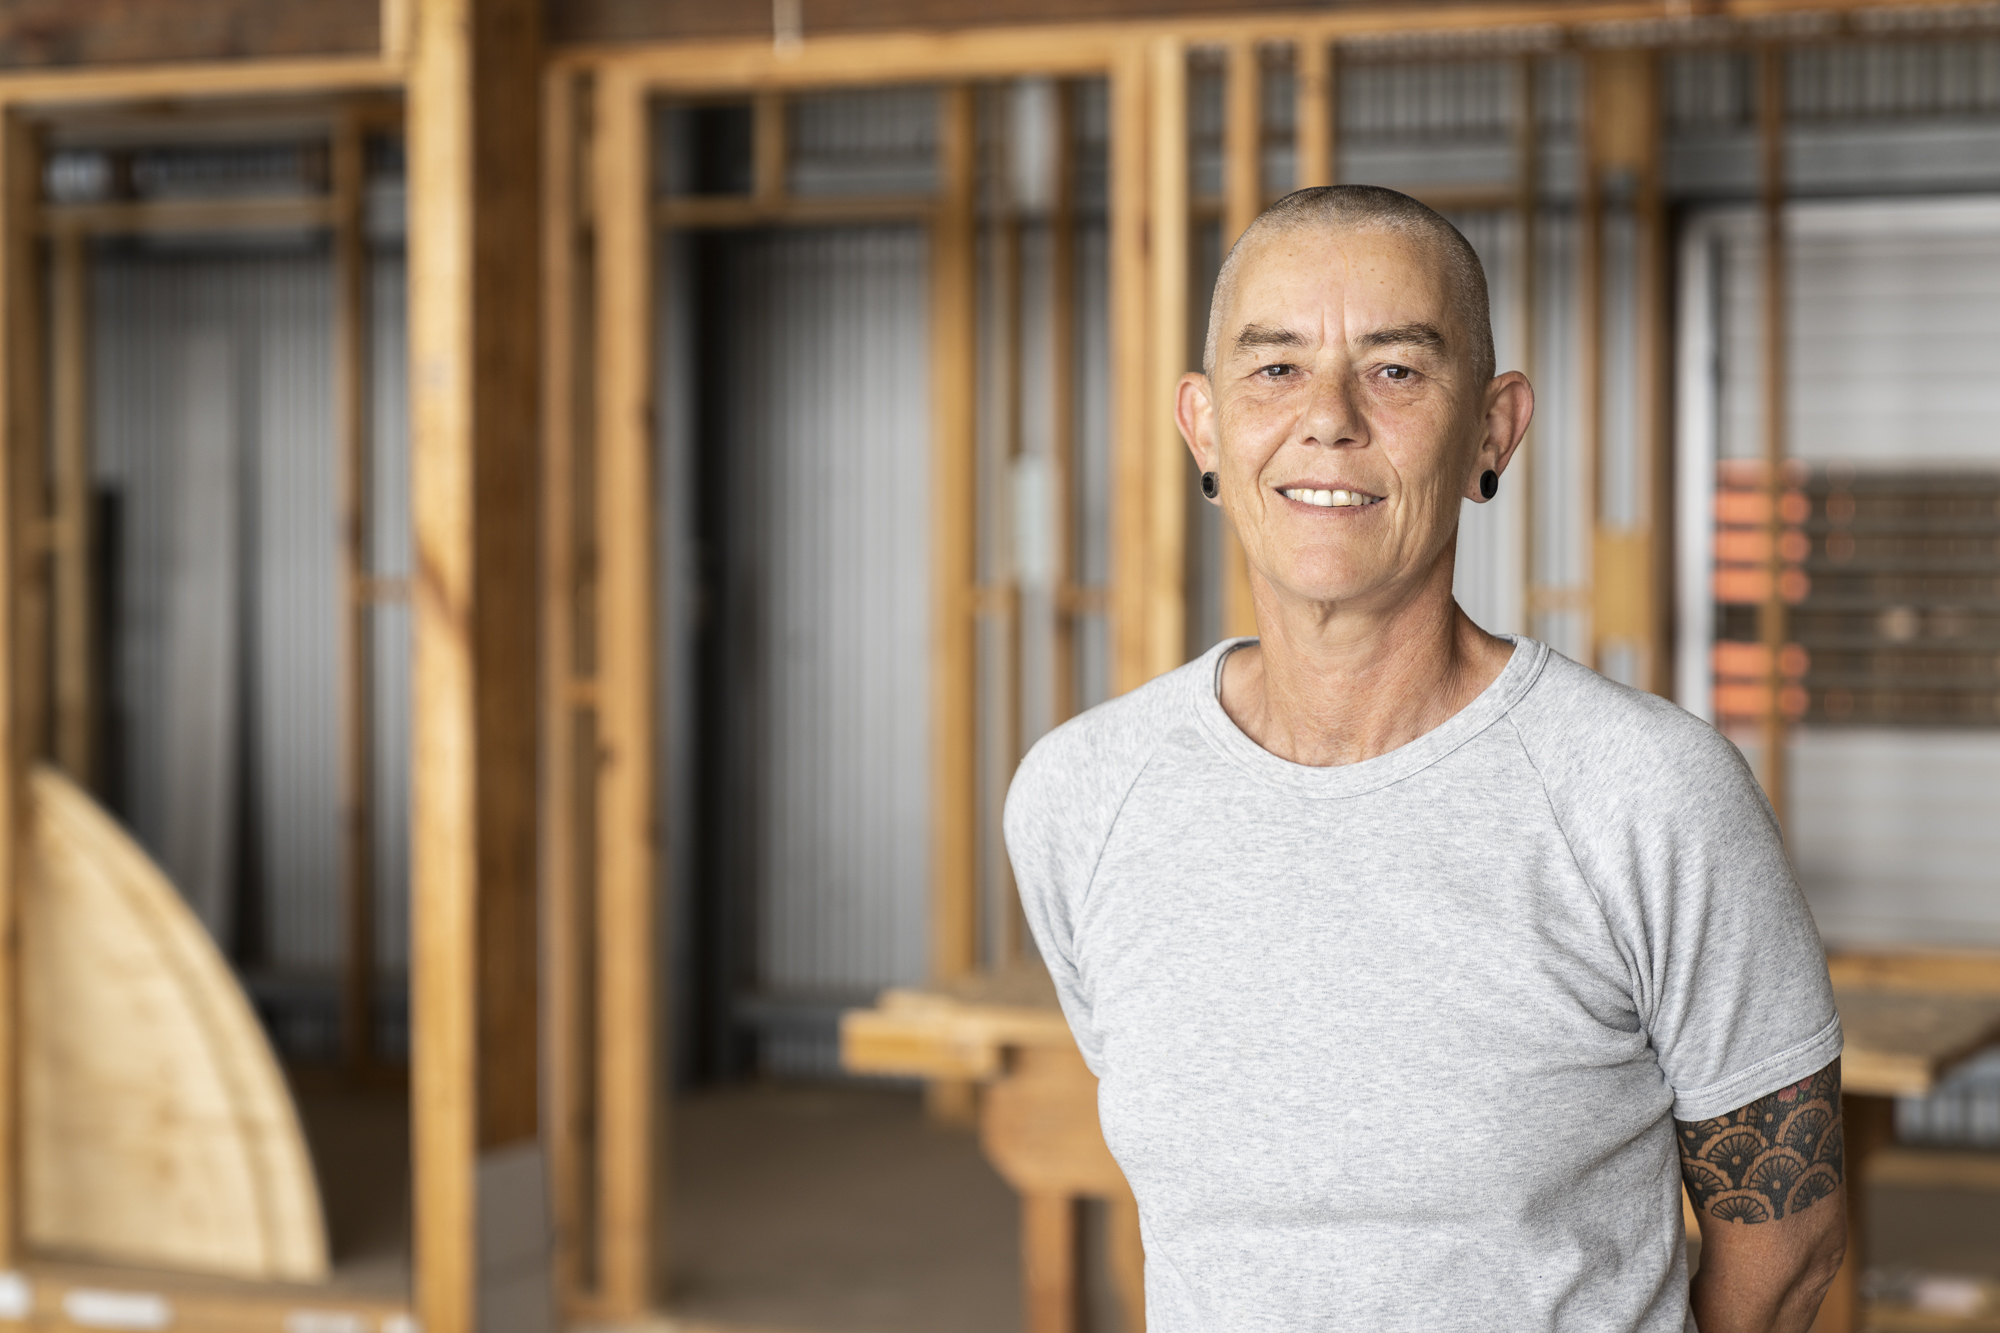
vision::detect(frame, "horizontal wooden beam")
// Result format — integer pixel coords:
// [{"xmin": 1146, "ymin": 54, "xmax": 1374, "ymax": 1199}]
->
[
  {"xmin": 14, "ymin": 1259, "xmax": 409, "ymax": 1331},
  {"xmin": 0, "ymin": 0, "xmax": 377, "ymax": 72},
  {"xmin": 41, "ymin": 196, "xmax": 335, "ymax": 236},
  {"xmin": 551, "ymin": 0, "xmax": 1993, "ymax": 86},
  {"xmin": 657, "ymin": 193, "xmax": 932, "ymax": 227},
  {"xmin": 0, "ymin": 56, "xmax": 402, "ymax": 110}
]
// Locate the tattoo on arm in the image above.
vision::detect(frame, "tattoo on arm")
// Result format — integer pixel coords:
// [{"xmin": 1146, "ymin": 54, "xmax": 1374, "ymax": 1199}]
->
[{"xmin": 1675, "ymin": 1059, "xmax": 1844, "ymax": 1224}]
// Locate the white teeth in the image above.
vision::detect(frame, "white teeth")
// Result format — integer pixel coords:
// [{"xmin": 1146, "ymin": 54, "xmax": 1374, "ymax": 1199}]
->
[{"xmin": 1282, "ymin": 487, "xmax": 1379, "ymax": 508}]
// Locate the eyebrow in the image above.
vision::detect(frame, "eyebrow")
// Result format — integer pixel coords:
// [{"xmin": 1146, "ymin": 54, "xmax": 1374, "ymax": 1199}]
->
[
  {"xmin": 1231, "ymin": 323, "xmax": 1308, "ymax": 356},
  {"xmin": 1358, "ymin": 322, "xmax": 1449, "ymax": 357},
  {"xmin": 1229, "ymin": 320, "xmax": 1451, "ymax": 360}
]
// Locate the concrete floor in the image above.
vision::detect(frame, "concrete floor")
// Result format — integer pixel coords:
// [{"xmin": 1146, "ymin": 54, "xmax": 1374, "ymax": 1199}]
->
[
  {"xmin": 666, "ymin": 1084, "xmax": 1023, "ymax": 1333},
  {"xmin": 282, "ymin": 1077, "xmax": 2000, "ymax": 1329}
]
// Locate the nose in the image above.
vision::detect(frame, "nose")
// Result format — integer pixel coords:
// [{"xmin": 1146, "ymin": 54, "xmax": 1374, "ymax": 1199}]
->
[{"xmin": 1298, "ymin": 365, "xmax": 1365, "ymax": 451}]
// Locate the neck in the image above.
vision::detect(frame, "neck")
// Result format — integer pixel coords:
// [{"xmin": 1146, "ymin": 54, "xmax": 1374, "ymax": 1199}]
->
[{"xmin": 1220, "ymin": 552, "xmax": 1513, "ymax": 767}]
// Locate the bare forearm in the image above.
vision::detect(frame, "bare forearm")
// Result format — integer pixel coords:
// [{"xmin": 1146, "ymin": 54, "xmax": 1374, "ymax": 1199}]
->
[{"xmin": 1690, "ymin": 1233, "xmax": 1845, "ymax": 1333}]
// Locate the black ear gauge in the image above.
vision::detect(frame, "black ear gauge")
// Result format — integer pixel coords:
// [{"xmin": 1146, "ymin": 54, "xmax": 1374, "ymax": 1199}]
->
[
  {"xmin": 1200, "ymin": 471, "xmax": 1220, "ymax": 500},
  {"xmin": 1479, "ymin": 469, "xmax": 1499, "ymax": 500}
]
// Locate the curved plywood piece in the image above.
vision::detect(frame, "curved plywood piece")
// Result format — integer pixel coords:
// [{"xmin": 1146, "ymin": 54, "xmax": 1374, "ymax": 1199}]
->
[{"xmin": 21, "ymin": 764, "xmax": 330, "ymax": 1282}]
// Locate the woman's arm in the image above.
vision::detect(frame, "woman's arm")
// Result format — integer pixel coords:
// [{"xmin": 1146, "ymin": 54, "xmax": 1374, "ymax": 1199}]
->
[{"xmin": 1678, "ymin": 1060, "xmax": 1849, "ymax": 1333}]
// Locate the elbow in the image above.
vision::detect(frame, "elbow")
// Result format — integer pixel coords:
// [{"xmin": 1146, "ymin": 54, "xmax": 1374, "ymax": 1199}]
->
[{"xmin": 1792, "ymin": 1222, "xmax": 1850, "ymax": 1325}]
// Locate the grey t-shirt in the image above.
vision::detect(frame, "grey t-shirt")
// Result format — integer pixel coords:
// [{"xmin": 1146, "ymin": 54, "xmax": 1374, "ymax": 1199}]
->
[{"xmin": 1004, "ymin": 636, "xmax": 1841, "ymax": 1333}]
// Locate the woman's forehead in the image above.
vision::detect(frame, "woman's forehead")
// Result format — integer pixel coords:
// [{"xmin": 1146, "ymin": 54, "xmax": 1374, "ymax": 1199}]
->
[{"xmin": 1227, "ymin": 226, "xmax": 1459, "ymax": 348}]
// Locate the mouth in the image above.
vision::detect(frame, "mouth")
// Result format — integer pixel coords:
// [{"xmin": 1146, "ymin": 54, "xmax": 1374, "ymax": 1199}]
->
[{"xmin": 1278, "ymin": 486, "xmax": 1383, "ymax": 509}]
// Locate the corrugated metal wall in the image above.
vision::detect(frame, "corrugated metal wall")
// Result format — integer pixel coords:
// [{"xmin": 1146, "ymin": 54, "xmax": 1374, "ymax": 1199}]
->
[
  {"xmin": 90, "ymin": 232, "xmax": 411, "ymax": 1053},
  {"xmin": 691, "ymin": 224, "xmax": 935, "ymax": 1075}
]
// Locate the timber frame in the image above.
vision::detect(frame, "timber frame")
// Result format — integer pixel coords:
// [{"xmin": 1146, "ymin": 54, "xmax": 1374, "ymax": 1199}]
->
[
  {"xmin": 0, "ymin": 0, "xmax": 1975, "ymax": 1329},
  {"xmin": 544, "ymin": 1, "xmax": 1979, "ymax": 1327}
]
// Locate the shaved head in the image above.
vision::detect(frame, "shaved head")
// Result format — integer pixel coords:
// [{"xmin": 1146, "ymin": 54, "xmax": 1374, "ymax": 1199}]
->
[{"xmin": 1203, "ymin": 185, "xmax": 1494, "ymax": 385}]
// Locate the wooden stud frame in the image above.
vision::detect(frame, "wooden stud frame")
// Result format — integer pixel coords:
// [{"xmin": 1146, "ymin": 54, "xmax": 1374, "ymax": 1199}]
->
[
  {"xmin": 543, "ymin": 1, "xmax": 1980, "ymax": 1320},
  {"xmin": 0, "ymin": 48, "xmax": 430, "ymax": 1333},
  {"xmin": 0, "ymin": 2, "xmax": 1946, "ymax": 1329}
]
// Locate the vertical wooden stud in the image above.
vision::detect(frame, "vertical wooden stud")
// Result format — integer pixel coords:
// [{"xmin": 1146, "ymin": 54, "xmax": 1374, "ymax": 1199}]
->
[
  {"xmin": 931, "ymin": 82, "xmax": 978, "ymax": 978},
  {"xmin": 332, "ymin": 106, "xmax": 377, "ymax": 1078},
  {"xmin": 753, "ymin": 91, "xmax": 786, "ymax": 208},
  {"xmin": 1295, "ymin": 37, "xmax": 1333, "ymax": 189},
  {"xmin": 0, "ymin": 107, "xmax": 42, "ymax": 1272},
  {"xmin": 1218, "ymin": 42, "xmax": 1260, "ymax": 642},
  {"xmin": 1145, "ymin": 37, "xmax": 1189, "ymax": 681},
  {"xmin": 539, "ymin": 63, "xmax": 586, "ymax": 1312},
  {"xmin": 50, "ymin": 229, "xmax": 91, "ymax": 787},
  {"xmin": 590, "ymin": 64, "xmax": 657, "ymax": 1318},
  {"xmin": 1048, "ymin": 83, "xmax": 1079, "ymax": 727},
  {"xmin": 1578, "ymin": 55, "xmax": 1604, "ymax": 671},
  {"xmin": 1757, "ymin": 45, "xmax": 1790, "ymax": 827},
  {"xmin": 1585, "ymin": 49, "xmax": 1663, "ymax": 691},
  {"xmin": 1109, "ymin": 44, "xmax": 1152, "ymax": 695},
  {"xmin": 408, "ymin": 2, "xmax": 544, "ymax": 1330}
]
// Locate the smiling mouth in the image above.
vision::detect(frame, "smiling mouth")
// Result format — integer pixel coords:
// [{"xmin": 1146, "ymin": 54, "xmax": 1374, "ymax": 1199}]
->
[{"xmin": 1279, "ymin": 487, "xmax": 1383, "ymax": 509}]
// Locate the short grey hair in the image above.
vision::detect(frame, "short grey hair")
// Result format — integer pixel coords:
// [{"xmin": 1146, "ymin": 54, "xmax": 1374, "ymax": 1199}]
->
[{"xmin": 1201, "ymin": 184, "xmax": 1495, "ymax": 385}]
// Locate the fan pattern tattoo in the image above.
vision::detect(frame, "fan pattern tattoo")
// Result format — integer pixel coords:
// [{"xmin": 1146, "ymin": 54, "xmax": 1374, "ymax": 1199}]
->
[{"xmin": 1675, "ymin": 1061, "xmax": 1843, "ymax": 1224}]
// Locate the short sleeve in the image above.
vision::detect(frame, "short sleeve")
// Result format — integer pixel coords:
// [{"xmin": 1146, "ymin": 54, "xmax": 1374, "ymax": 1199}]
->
[
  {"xmin": 1514, "ymin": 668, "xmax": 1843, "ymax": 1123},
  {"xmin": 1002, "ymin": 674, "xmax": 1184, "ymax": 1076},
  {"xmin": 1004, "ymin": 730, "xmax": 1109, "ymax": 1072}
]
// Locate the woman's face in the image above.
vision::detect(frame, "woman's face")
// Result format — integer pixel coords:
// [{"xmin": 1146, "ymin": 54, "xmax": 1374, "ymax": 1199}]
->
[{"xmin": 1180, "ymin": 224, "xmax": 1528, "ymax": 617}]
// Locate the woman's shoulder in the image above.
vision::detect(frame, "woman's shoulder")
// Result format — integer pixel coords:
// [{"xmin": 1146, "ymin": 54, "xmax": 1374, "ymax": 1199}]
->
[
  {"xmin": 1006, "ymin": 654, "xmax": 1208, "ymax": 838},
  {"xmin": 1508, "ymin": 647, "xmax": 1762, "ymax": 810}
]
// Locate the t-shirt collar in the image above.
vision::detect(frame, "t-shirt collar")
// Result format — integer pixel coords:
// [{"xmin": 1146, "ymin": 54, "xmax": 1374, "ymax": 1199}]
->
[{"xmin": 1187, "ymin": 632, "xmax": 1551, "ymax": 798}]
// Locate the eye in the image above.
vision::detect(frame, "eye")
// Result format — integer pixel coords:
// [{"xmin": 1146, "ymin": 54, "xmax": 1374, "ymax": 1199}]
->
[
  {"xmin": 1380, "ymin": 364, "xmax": 1413, "ymax": 381},
  {"xmin": 1258, "ymin": 363, "xmax": 1296, "ymax": 380}
]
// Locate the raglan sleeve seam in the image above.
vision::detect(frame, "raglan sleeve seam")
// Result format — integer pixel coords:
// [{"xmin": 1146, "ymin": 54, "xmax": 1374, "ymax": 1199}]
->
[
  {"xmin": 1503, "ymin": 713, "xmax": 1616, "ymax": 927},
  {"xmin": 1069, "ymin": 727, "xmax": 1178, "ymax": 926}
]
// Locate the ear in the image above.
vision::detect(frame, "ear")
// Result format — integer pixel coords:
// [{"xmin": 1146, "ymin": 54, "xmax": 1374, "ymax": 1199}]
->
[
  {"xmin": 1175, "ymin": 372, "xmax": 1217, "ymax": 475},
  {"xmin": 1464, "ymin": 371, "xmax": 1534, "ymax": 503}
]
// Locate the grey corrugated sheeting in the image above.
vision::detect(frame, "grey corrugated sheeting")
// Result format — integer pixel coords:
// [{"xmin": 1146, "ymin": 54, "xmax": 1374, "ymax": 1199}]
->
[
  {"xmin": 1665, "ymin": 41, "xmax": 2000, "ymax": 196},
  {"xmin": 719, "ymin": 226, "xmax": 934, "ymax": 1075},
  {"xmin": 90, "ymin": 237, "xmax": 411, "ymax": 991},
  {"xmin": 1339, "ymin": 57, "xmax": 1583, "ymax": 200},
  {"xmin": 788, "ymin": 87, "xmax": 939, "ymax": 197},
  {"xmin": 92, "ymin": 243, "xmax": 340, "ymax": 971}
]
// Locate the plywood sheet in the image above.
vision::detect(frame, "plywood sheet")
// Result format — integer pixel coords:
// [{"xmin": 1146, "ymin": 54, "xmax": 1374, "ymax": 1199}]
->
[{"xmin": 21, "ymin": 764, "xmax": 329, "ymax": 1282}]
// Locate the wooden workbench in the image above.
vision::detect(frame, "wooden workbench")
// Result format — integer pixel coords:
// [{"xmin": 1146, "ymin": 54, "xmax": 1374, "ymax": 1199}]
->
[
  {"xmin": 843, "ymin": 953, "xmax": 2000, "ymax": 1333},
  {"xmin": 842, "ymin": 966, "xmax": 1142, "ymax": 1333}
]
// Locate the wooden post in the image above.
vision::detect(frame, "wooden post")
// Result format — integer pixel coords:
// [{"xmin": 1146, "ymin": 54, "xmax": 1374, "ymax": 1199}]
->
[
  {"xmin": 407, "ymin": 2, "xmax": 545, "ymax": 1331},
  {"xmin": 50, "ymin": 228, "xmax": 91, "ymax": 788},
  {"xmin": 1578, "ymin": 53, "xmax": 1606, "ymax": 671},
  {"xmin": 1109, "ymin": 43, "xmax": 1152, "ymax": 696},
  {"xmin": 0, "ymin": 107, "xmax": 42, "ymax": 1272},
  {"xmin": 1757, "ymin": 45, "xmax": 1790, "ymax": 825},
  {"xmin": 332, "ymin": 106, "xmax": 377, "ymax": 1078},
  {"xmin": 1585, "ymin": 50, "xmax": 1663, "ymax": 692},
  {"xmin": 1218, "ymin": 41, "xmax": 1260, "ymax": 642},
  {"xmin": 1145, "ymin": 37, "xmax": 1188, "ymax": 681},
  {"xmin": 1296, "ymin": 37, "xmax": 1333, "ymax": 189},
  {"xmin": 539, "ymin": 62, "xmax": 587, "ymax": 1313},
  {"xmin": 1048, "ymin": 83, "xmax": 1079, "ymax": 727},
  {"xmin": 932, "ymin": 84, "xmax": 979, "ymax": 988},
  {"xmin": 590, "ymin": 64, "xmax": 657, "ymax": 1318}
]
